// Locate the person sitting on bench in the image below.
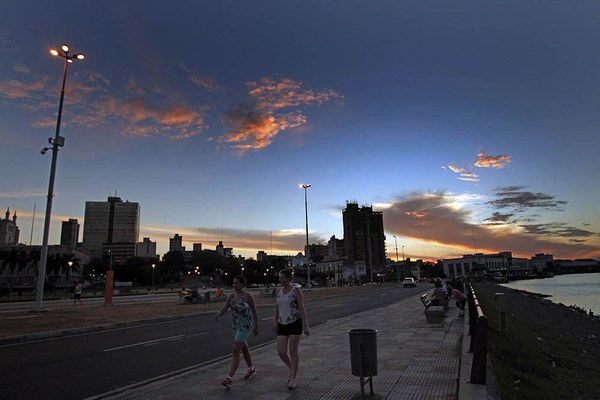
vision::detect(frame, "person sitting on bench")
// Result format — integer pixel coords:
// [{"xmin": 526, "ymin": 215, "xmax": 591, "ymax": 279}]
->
[{"xmin": 430, "ymin": 282, "xmax": 447, "ymax": 306}]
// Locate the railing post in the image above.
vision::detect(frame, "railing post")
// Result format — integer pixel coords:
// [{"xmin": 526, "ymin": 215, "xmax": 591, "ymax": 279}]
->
[{"xmin": 470, "ymin": 314, "xmax": 488, "ymax": 384}]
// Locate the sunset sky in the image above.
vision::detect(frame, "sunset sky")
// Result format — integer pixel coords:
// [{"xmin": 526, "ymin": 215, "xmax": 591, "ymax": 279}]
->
[{"xmin": 1, "ymin": 1, "xmax": 599, "ymax": 262}]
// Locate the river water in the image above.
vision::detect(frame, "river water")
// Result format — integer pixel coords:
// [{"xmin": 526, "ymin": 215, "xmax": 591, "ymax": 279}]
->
[{"xmin": 502, "ymin": 272, "xmax": 600, "ymax": 315}]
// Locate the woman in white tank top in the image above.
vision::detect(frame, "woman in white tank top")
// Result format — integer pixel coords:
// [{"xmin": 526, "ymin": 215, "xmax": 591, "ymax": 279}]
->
[{"xmin": 272, "ymin": 268, "xmax": 310, "ymax": 390}]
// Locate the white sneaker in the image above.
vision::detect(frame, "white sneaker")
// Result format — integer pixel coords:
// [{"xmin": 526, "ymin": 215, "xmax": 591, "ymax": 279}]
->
[{"xmin": 288, "ymin": 378, "xmax": 297, "ymax": 390}]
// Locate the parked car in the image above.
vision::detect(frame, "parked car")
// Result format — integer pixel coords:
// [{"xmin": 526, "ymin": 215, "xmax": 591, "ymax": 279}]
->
[{"xmin": 403, "ymin": 277, "xmax": 416, "ymax": 288}]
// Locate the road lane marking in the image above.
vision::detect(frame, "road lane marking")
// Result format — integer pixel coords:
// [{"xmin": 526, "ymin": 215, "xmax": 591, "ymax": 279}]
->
[
  {"xmin": 104, "ymin": 333, "xmax": 208, "ymax": 352},
  {"xmin": 261, "ymin": 317, "xmax": 273, "ymax": 321},
  {"xmin": 325, "ymin": 303, "xmax": 341, "ymax": 308}
]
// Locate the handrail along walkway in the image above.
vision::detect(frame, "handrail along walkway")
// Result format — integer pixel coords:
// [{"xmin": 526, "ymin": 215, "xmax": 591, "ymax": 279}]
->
[{"xmin": 466, "ymin": 282, "xmax": 488, "ymax": 384}]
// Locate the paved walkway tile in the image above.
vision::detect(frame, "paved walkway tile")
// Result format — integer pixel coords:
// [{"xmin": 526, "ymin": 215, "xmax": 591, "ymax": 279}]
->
[{"xmin": 92, "ymin": 292, "xmax": 464, "ymax": 400}]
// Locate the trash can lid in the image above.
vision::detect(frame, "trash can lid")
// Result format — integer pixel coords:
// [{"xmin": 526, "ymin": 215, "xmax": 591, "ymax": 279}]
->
[{"xmin": 348, "ymin": 328, "xmax": 377, "ymax": 334}]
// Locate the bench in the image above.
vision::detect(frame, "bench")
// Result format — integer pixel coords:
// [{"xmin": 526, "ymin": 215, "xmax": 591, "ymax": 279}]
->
[{"xmin": 421, "ymin": 293, "xmax": 445, "ymax": 323}]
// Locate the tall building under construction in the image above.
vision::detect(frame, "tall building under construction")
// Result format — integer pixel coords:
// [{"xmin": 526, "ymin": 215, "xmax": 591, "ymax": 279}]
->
[{"xmin": 342, "ymin": 202, "xmax": 386, "ymax": 276}]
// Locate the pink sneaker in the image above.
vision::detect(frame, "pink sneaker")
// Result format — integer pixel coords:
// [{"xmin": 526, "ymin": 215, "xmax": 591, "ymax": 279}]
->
[
  {"xmin": 244, "ymin": 367, "xmax": 256, "ymax": 380},
  {"xmin": 222, "ymin": 376, "xmax": 232, "ymax": 389}
]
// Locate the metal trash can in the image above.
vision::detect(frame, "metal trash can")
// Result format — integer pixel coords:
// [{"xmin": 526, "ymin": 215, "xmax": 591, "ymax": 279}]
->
[
  {"xmin": 349, "ymin": 328, "xmax": 378, "ymax": 377},
  {"xmin": 349, "ymin": 328, "xmax": 377, "ymax": 396}
]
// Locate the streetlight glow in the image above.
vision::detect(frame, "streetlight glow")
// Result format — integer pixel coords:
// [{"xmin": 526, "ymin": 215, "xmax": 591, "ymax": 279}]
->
[{"xmin": 35, "ymin": 43, "xmax": 85, "ymax": 312}]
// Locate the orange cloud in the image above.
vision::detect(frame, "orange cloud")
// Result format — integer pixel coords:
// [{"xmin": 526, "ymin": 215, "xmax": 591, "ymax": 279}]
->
[
  {"xmin": 222, "ymin": 77, "xmax": 342, "ymax": 153},
  {"xmin": 0, "ymin": 79, "xmax": 45, "ymax": 98},
  {"xmin": 179, "ymin": 64, "xmax": 222, "ymax": 93},
  {"xmin": 223, "ymin": 105, "xmax": 306, "ymax": 154},
  {"xmin": 474, "ymin": 151, "xmax": 511, "ymax": 168},
  {"xmin": 248, "ymin": 77, "xmax": 342, "ymax": 110},
  {"xmin": 448, "ymin": 164, "xmax": 464, "ymax": 173}
]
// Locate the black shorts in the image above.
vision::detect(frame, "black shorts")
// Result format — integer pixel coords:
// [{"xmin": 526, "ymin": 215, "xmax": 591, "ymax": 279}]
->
[{"xmin": 277, "ymin": 318, "xmax": 303, "ymax": 336}]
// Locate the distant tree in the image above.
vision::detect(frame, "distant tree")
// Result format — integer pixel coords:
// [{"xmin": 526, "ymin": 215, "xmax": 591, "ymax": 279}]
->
[
  {"xmin": 86, "ymin": 257, "xmax": 109, "ymax": 278},
  {"xmin": 0, "ymin": 249, "xmax": 19, "ymax": 274},
  {"xmin": 114, "ymin": 257, "xmax": 151, "ymax": 283},
  {"xmin": 162, "ymin": 251, "xmax": 185, "ymax": 282},
  {"xmin": 191, "ymin": 250, "xmax": 225, "ymax": 277}
]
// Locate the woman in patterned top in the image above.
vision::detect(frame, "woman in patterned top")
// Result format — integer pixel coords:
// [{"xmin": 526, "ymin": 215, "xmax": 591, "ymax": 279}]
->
[
  {"xmin": 215, "ymin": 275, "xmax": 259, "ymax": 389},
  {"xmin": 272, "ymin": 268, "xmax": 310, "ymax": 390}
]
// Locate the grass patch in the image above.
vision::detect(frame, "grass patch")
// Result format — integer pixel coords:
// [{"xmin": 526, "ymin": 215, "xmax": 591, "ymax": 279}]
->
[{"xmin": 472, "ymin": 281, "xmax": 600, "ymax": 400}]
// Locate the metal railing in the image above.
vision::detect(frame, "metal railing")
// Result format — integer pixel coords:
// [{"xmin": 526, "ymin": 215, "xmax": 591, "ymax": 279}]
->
[{"xmin": 466, "ymin": 283, "xmax": 487, "ymax": 384}]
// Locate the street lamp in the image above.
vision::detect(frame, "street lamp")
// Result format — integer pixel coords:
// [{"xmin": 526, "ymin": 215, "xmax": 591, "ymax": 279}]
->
[
  {"xmin": 151, "ymin": 264, "xmax": 156, "ymax": 294},
  {"xmin": 67, "ymin": 260, "xmax": 73, "ymax": 282},
  {"xmin": 402, "ymin": 245, "xmax": 406, "ymax": 277},
  {"xmin": 35, "ymin": 44, "xmax": 85, "ymax": 312},
  {"xmin": 300, "ymin": 183, "xmax": 311, "ymax": 288},
  {"xmin": 393, "ymin": 236, "xmax": 399, "ymax": 283}
]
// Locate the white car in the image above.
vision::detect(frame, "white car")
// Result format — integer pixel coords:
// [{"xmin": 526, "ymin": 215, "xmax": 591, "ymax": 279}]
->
[{"xmin": 403, "ymin": 277, "xmax": 416, "ymax": 288}]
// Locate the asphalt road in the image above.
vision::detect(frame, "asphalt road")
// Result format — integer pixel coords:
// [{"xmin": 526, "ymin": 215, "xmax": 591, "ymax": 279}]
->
[{"xmin": 0, "ymin": 286, "xmax": 419, "ymax": 400}]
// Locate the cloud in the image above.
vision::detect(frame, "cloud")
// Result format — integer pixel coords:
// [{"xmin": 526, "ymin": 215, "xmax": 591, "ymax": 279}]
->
[
  {"xmin": 221, "ymin": 77, "xmax": 343, "ymax": 154},
  {"xmin": 487, "ymin": 186, "xmax": 567, "ymax": 212},
  {"xmin": 179, "ymin": 64, "xmax": 222, "ymax": 93},
  {"xmin": 458, "ymin": 171, "xmax": 479, "ymax": 182},
  {"xmin": 71, "ymin": 92, "xmax": 207, "ymax": 140},
  {"xmin": 519, "ymin": 223, "xmax": 598, "ymax": 238},
  {"xmin": 484, "ymin": 212, "xmax": 514, "ymax": 224},
  {"xmin": 14, "ymin": 65, "xmax": 31, "ymax": 74},
  {"xmin": 0, "ymin": 79, "xmax": 46, "ymax": 99},
  {"xmin": 0, "ymin": 190, "xmax": 46, "ymax": 198},
  {"xmin": 140, "ymin": 224, "xmax": 317, "ymax": 256},
  {"xmin": 448, "ymin": 164, "xmax": 464, "ymax": 173},
  {"xmin": 3, "ymin": 64, "xmax": 340, "ymax": 151},
  {"xmin": 446, "ymin": 164, "xmax": 479, "ymax": 182},
  {"xmin": 446, "ymin": 150, "xmax": 510, "ymax": 183},
  {"xmin": 248, "ymin": 77, "xmax": 342, "ymax": 110},
  {"xmin": 474, "ymin": 151, "xmax": 511, "ymax": 169},
  {"xmin": 383, "ymin": 192, "xmax": 600, "ymax": 259},
  {"xmin": 222, "ymin": 104, "xmax": 306, "ymax": 154}
]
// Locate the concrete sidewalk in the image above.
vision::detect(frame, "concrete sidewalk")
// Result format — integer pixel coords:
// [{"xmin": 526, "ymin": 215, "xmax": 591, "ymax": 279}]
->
[{"xmin": 88, "ymin": 292, "xmax": 497, "ymax": 400}]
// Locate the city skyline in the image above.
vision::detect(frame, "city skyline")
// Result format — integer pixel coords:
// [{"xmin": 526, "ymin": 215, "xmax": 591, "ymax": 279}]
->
[{"xmin": 1, "ymin": 2, "xmax": 599, "ymax": 262}]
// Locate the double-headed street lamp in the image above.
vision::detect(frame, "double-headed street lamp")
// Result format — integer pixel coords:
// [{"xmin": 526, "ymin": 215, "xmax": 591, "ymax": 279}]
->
[
  {"xmin": 301, "ymin": 183, "xmax": 311, "ymax": 288},
  {"xmin": 35, "ymin": 44, "xmax": 85, "ymax": 312}
]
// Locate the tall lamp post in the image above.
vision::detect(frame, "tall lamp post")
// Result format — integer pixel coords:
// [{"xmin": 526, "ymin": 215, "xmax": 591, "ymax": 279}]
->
[
  {"xmin": 393, "ymin": 236, "xmax": 399, "ymax": 283},
  {"xmin": 151, "ymin": 264, "xmax": 156, "ymax": 294},
  {"xmin": 35, "ymin": 44, "xmax": 85, "ymax": 312},
  {"xmin": 301, "ymin": 183, "xmax": 312, "ymax": 288},
  {"xmin": 402, "ymin": 245, "xmax": 406, "ymax": 278}
]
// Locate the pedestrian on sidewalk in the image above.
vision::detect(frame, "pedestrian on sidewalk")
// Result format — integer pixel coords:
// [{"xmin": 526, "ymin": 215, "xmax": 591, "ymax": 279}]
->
[
  {"xmin": 272, "ymin": 268, "xmax": 310, "ymax": 390},
  {"xmin": 214, "ymin": 275, "xmax": 259, "ymax": 389},
  {"xmin": 447, "ymin": 285, "xmax": 466, "ymax": 316},
  {"xmin": 73, "ymin": 282, "xmax": 83, "ymax": 306}
]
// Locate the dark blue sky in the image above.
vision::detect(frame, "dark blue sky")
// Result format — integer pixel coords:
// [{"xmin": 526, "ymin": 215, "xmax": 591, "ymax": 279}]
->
[{"xmin": 1, "ymin": 1, "xmax": 599, "ymax": 260}]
